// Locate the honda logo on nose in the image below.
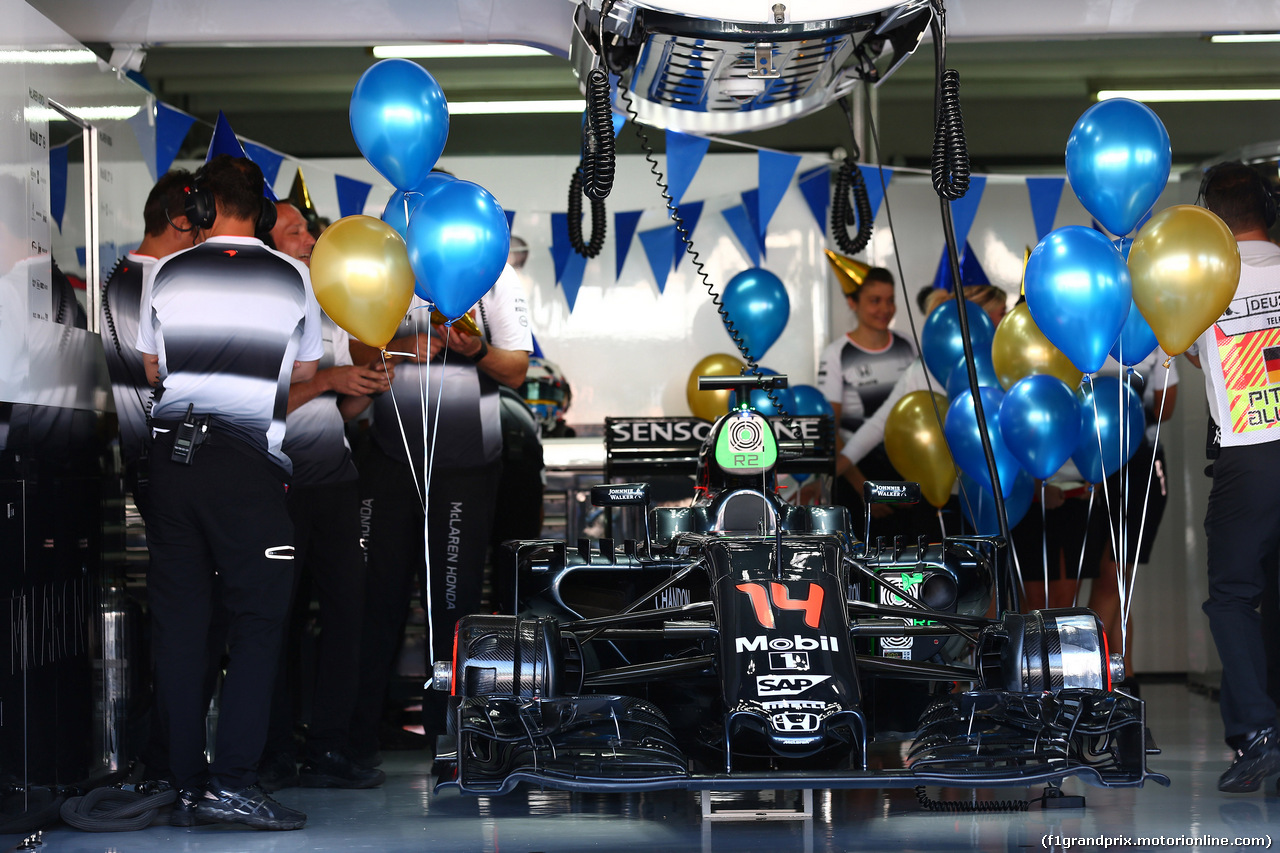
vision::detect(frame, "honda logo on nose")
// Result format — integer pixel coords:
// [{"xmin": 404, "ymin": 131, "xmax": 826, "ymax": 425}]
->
[{"xmin": 772, "ymin": 712, "xmax": 820, "ymax": 732}]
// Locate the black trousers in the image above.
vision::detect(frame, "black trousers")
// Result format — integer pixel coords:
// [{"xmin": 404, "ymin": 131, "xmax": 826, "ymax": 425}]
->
[
  {"xmin": 1203, "ymin": 441, "xmax": 1280, "ymax": 741},
  {"xmin": 350, "ymin": 440, "xmax": 500, "ymax": 753},
  {"xmin": 266, "ymin": 480, "xmax": 366, "ymax": 758},
  {"xmin": 146, "ymin": 433, "xmax": 294, "ymax": 790}
]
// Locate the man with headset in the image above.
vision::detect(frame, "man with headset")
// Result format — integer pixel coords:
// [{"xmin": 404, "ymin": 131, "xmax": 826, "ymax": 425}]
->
[
  {"xmin": 1186, "ymin": 161, "xmax": 1280, "ymax": 793},
  {"xmin": 137, "ymin": 155, "xmax": 322, "ymax": 829},
  {"xmin": 100, "ymin": 169, "xmax": 195, "ymax": 517}
]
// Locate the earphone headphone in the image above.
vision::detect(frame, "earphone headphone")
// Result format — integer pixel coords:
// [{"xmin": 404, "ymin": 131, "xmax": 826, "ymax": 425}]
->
[
  {"xmin": 179, "ymin": 160, "xmax": 279, "ymax": 235},
  {"xmin": 1198, "ymin": 161, "xmax": 1278, "ymax": 228}
]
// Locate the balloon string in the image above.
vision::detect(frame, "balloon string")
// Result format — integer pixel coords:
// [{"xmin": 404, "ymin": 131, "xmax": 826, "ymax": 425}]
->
[
  {"xmin": 420, "ymin": 327, "xmax": 452, "ymax": 672},
  {"xmin": 1122, "ymin": 362, "xmax": 1171, "ymax": 635},
  {"xmin": 1088, "ymin": 375, "xmax": 1122, "ymax": 577},
  {"xmin": 1040, "ymin": 480, "xmax": 1049, "ymax": 609},
  {"xmin": 936, "ymin": 507, "xmax": 945, "ymax": 541},
  {"xmin": 1115, "ymin": 365, "xmax": 1130, "ymax": 657},
  {"xmin": 384, "ymin": 331, "xmax": 425, "ymax": 512},
  {"xmin": 1071, "ymin": 486, "xmax": 1095, "ymax": 608}
]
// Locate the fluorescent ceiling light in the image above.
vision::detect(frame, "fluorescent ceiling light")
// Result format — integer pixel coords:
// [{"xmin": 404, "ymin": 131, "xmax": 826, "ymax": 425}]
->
[
  {"xmin": 373, "ymin": 44, "xmax": 550, "ymax": 59},
  {"xmin": 1210, "ymin": 33, "xmax": 1280, "ymax": 43},
  {"xmin": 0, "ymin": 49, "xmax": 97, "ymax": 64},
  {"xmin": 1096, "ymin": 88, "xmax": 1280, "ymax": 103},
  {"xmin": 448, "ymin": 99, "xmax": 585, "ymax": 115},
  {"xmin": 24, "ymin": 105, "xmax": 142, "ymax": 122}
]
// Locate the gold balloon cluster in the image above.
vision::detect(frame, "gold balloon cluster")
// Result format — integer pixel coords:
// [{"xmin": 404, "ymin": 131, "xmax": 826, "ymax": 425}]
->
[
  {"xmin": 686, "ymin": 353, "xmax": 745, "ymax": 421},
  {"xmin": 309, "ymin": 215, "xmax": 415, "ymax": 349}
]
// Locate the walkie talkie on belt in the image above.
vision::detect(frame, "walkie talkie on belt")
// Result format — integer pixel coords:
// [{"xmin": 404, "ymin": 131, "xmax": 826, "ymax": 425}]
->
[{"xmin": 171, "ymin": 403, "xmax": 210, "ymax": 464}]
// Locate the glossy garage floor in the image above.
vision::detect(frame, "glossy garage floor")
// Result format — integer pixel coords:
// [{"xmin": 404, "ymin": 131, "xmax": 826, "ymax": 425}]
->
[{"xmin": 12, "ymin": 684, "xmax": 1279, "ymax": 853}]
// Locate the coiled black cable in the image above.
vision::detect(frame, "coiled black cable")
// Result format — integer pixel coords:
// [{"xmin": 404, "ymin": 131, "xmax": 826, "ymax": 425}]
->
[
  {"xmin": 567, "ymin": 164, "xmax": 607, "ymax": 258},
  {"xmin": 618, "ymin": 80, "xmax": 792, "ymax": 422},
  {"xmin": 831, "ymin": 158, "xmax": 874, "ymax": 255},
  {"xmin": 931, "ymin": 68, "xmax": 969, "ymax": 200},
  {"xmin": 915, "ymin": 786, "xmax": 1030, "ymax": 813},
  {"xmin": 580, "ymin": 68, "xmax": 616, "ymax": 201},
  {"xmin": 59, "ymin": 786, "xmax": 176, "ymax": 832}
]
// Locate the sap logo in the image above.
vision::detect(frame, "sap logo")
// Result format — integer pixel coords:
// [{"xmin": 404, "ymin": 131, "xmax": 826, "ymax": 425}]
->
[
  {"xmin": 771, "ymin": 712, "xmax": 820, "ymax": 732},
  {"xmin": 736, "ymin": 634, "xmax": 840, "ymax": 653},
  {"xmin": 756, "ymin": 675, "xmax": 831, "ymax": 696},
  {"xmin": 769, "ymin": 651, "xmax": 810, "ymax": 672}
]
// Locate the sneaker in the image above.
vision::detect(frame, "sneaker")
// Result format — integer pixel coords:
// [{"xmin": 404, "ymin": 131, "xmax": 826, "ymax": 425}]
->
[
  {"xmin": 194, "ymin": 783, "xmax": 307, "ymax": 830},
  {"xmin": 1219, "ymin": 727, "xmax": 1280, "ymax": 793},
  {"xmin": 300, "ymin": 751, "xmax": 386, "ymax": 789},
  {"xmin": 258, "ymin": 751, "xmax": 300, "ymax": 793},
  {"xmin": 347, "ymin": 746, "xmax": 384, "ymax": 769},
  {"xmin": 169, "ymin": 787, "xmax": 208, "ymax": 827}
]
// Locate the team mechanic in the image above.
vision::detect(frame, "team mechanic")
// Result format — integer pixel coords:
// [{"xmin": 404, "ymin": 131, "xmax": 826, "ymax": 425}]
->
[
  {"xmin": 349, "ymin": 264, "xmax": 532, "ymax": 765},
  {"xmin": 1187, "ymin": 161, "xmax": 1280, "ymax": 793},
  {"xmin": 137, "ymin": 155, "xmax": 322, "ymax": 830}
]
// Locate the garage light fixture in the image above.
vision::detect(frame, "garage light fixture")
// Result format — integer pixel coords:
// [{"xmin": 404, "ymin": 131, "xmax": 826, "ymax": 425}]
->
[
  {"xmin": 372, "ymin": 44, "xmax": 551, "ymax": 59},
  {"xmin": 448, "ymin": 99, "xmax": 586, "ymax": 115},
  {"xmin": 0, "ymin": 49, "xmax": 97, "ymax": 64},
  {"xmin": 1209, "ymin": 33, "xmax": 1280, "ymax": 43},
  {"xmin": 1096, "ymin": 88, "xmax": 1280, "ymax": 103}
]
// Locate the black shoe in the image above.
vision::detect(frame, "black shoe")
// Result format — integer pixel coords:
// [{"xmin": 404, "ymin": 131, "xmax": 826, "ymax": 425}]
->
[
  {"xmin": 1219, "ymin": 727, "xmax": 1280, "ymax": 793},
  {"xmin": 258, "ymin": 751, "xmax": 300, "ymax": 793},
  {"xmin": 169, "ymin": 787, "xmax": 208, "ymax": 827},
  {"xmin": 348, "ymin": 747, "xmax": 384, "ymax": 770},
  {"xmin": 300, "ymin": 751, "xmax": 386, "ymax": 789},
  {"xmin": 194, "ymin": 783, "xmax": 307, "ymax": 830}
]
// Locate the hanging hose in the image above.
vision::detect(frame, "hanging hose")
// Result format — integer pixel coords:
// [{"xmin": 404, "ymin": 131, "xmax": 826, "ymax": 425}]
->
[
  {"xmin": 931, "ymin": 69, "xmax": 969, "ymax": 201},
  {"xmin": 580, "ymin": 67, "xmax": 616, "ymax": 201},
  {"xmin": 567, "ymin": 164, "xmax": 607, "ymax": 258},
  {"xmin": 831, "ymin": 158, "xmax": 874, "ymax": 255},
  {"xmin": 915, "ymin": 786, "xmax": 1030, "ymax": 813}
]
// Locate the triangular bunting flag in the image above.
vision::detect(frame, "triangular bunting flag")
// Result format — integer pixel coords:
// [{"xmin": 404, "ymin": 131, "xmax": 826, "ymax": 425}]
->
[
  {"xmin": 638, "ymin": 226, "xmax": 677, "ymax": 294},
  {"xmin": 797, "ymin": 166, "xmax": 829, "ymax": 231},
  {"xmin": 614, "ymin": 209, "xmax": 643, "ymax": 279},
  {"xmin": 1025, "ymin": 176, "xmax": 1065, "ymax": 242},
  {"xmin": 49, "ymin": 141, "xmax": 69, "ymax": 231},
  {"xmin": 561, "ymin": 251, "xmax": 587, "ymax": 311},
  {"xmin": 666, "ymin": 131, "xmax": 710, "ymax": 207},
  {"xmin": 206, "ymin": 111, "xmax": 276, "ymax": 200},
  {"xmin": 155, "ymin": 102, "xmax": 196, "ymax": 177},
  {"xmin": 946, "ymin": 174, "xmax": 987, "ymax": 251},
  {"xmin": 612, "ymin": 112, "xmax": 626, "ymax": 138},
  {"xmin": 674, "ymin": 200, "xmax": 703, "ymax": 269},
  {"xmin": 740, "ymin": 189, "xmax": 765, "ymax": 259},
  {"xmin": 125, "ymin": 108, "xmax": 157, "ymax": 181},
  {"xmin": 932, "ymin": 242, "xmax": 991, "ymax": 292},
  {"xmin": 858, "ymin": 164, "xmax": 894, "ymax": 222},
  {"xmin": 242, "ymin": 140, "xmax": 285, "ymax": 190},
  {"xmin": 722, "ymin": 204, "xmax": 760, "ymax": 267},
  {"xmin": 549, "ymin": 212, "xmax": 573, "ymax": 283},
  {"xmin": 504, "ymin": 209, "xmax": 516, "ymax": 231},
  {"xmin": 756, "ymin": 150, "xmax": 802, "ymax": 241},
  {"xmin": 335, "ymin": 174, "xmax": 373, "ymax": 218}
]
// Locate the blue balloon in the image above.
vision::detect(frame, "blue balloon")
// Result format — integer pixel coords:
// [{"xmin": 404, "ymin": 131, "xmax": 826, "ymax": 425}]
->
[
  {"xmin": 945, "ymin": 353, "xmax": 1000, "ymax": 400},
  {"xmin": 382, "ymin": 174, "xmax": 456, "ymax": 241},
  {"xmin": 405, "ymin": 179, "xmax": 510, "ymax": 321},
  {"xmin": 1109, "ymin": 298, "xmax": 1159, "ymax": 366},
  {"xmin": 790, "ymin": 384, "xmax": 834, "ymax": 418},
  {"xmin": 998, "ymin": 375, "xmax": 1081, "ymax": 481},
  {"xmin": 728, "ymin": 368, "xmax": 795, "ymax": 415},
  {"xmin": 959, "ymin": 468, "xmax": 1034, "ymax": 535},
  {"xmin": 1025, "ymin": 226, "xmax": 1131, "ymax": 375},
  {"xmin": 722, "ymin": 268, "xmax": 790, "ymax": 359},
  {"xmin": 350, "ymin": 59, "xmax": 450, "ymax": 191},
  {"xmin": 1065, "ymin": 99, "xmax": 1171, "ymax": 238},
  {"xmin": 944, "ymin": 386, "xmax": 1021, "ymax": 499},
  {"xmin": 921, "ymin": 298, "xmax": 996, "ymax": 387},
  {"xmin": 1071, "ymin": 376, "xmax": 1144, "ymax": 484}
]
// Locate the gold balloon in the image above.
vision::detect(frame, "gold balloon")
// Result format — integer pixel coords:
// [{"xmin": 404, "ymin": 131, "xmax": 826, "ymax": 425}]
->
[
  {"xmin": 310, "ymin": 215, "xmax": 415, "ymax": 349},
  {"xmin": 883, "ymin": 391, "xmax": 954, "ymax": 508},
  {"xmin": 687, "ymin": 353, "xmax": 745, "ymax": 421},
  {"xmin": 1019, "ymin": 245, "xmax": 1031, "ymax": 297},
  {"xmin": 1129, "ymin": 204, "xmax": 1242, "ymax": 356},
  {"xmin": 824, "ymin": 249, "xmax": 870, "ymax": 297},
  {"xmin": 430, "ymin": 309, "xmax": 481, "ymax": 337},
  {"xmin": 991, "ymin": 302, "xmax": 1083, "ymax": 390}
]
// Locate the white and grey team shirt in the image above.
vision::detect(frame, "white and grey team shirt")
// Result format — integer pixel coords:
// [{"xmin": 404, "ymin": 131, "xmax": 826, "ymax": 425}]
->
[
  {"xmin": 282, "ymin": 315, "xmax": 358, "ymax": 486},
  {"xmin": 101, "ymin": 251, "xmax": 156, "ymax": 465},
  {"xmin": 136, "ymin": 235, "xmax": 324, "ymax": 473},
  {"xmin": 816, "ymin": 332, "xmax": 917, "ymax": 438},
  {"xmin": 370, "ymin": 263, "xmax": 533, "ymax": 473}
]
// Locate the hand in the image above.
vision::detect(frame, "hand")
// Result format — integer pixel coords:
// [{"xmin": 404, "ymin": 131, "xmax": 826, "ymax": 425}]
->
[
  {"xmin": 432, "ymin": 323, "xmax": 483, "ymax": 360},
  {"xmin": 1042, "ymin": 484, "xmax": 1065, "ymax": 510},
  {"xmin": 325, "ymin": 364, "xmax": 391, "ymax": 396}
]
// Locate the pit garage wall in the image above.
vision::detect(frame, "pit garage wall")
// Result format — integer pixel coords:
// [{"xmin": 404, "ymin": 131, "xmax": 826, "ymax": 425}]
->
[{"xmin": 0, "ymin": 0, "xmax": 152, "ymax": 785}]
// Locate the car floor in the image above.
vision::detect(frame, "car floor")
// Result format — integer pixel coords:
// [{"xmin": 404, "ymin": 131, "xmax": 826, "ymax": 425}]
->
[{"xmin": 12, "ymin": 683, "xmax": 1277, "ymax": 853}]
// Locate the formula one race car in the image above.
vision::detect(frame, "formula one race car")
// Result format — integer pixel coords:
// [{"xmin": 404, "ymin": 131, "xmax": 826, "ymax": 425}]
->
[{"xmin": 430, "ymin": 375, "xmax": 1166, "ymax": 796}]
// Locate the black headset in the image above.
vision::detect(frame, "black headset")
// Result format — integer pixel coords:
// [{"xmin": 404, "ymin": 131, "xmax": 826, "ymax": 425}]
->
[
  {"xmin": 1198, "ymin": 161, "xmax": 1278, "ymax": 228},
  {"xmin": 180, "ymin": 160, "xmax": 278, "ymax": 235}
]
